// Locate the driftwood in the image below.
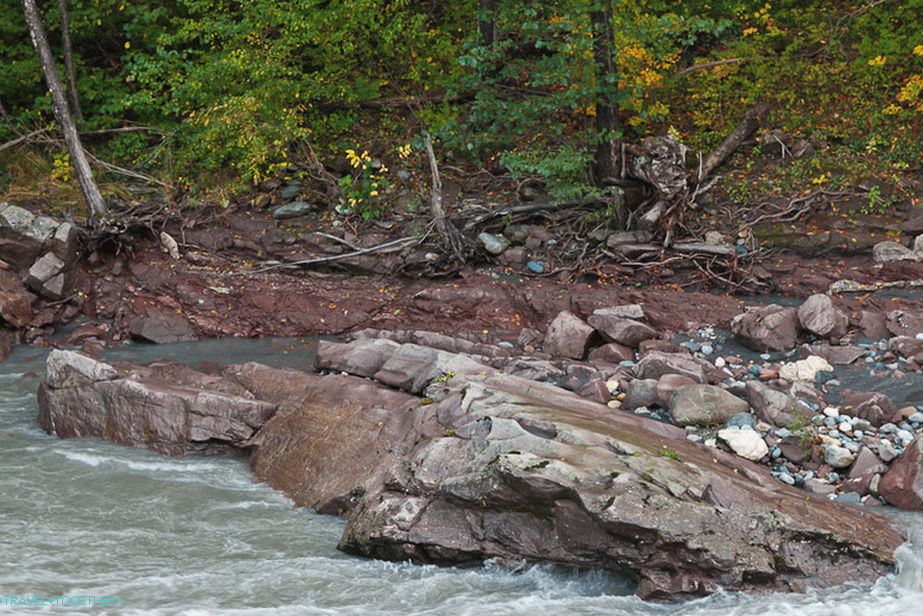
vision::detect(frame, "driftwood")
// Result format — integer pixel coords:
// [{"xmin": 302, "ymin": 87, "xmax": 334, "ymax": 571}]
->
[
  {"xmin": 699, "ymin": 102, "xmax": 770, "ymax": 181},
  {"xmin": 423, "ymin": 133, "xmax": 464, "ymax": 262}
]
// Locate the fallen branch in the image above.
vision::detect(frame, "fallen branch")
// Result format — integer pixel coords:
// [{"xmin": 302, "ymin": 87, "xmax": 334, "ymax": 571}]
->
[
  {"xmin": 424, "ymin": 132, "xmax": 464, "ymax": 262},
  {"xmin": 699, "ymin": 102, "xmax": 769, "ymax": 181},
  {"xmin": 249, "ymin": 228, "xmax": 433, "ymax": 273},
  {"xmin": 0, "ymin": 128, "xmax": 46, "ymax": 153}
]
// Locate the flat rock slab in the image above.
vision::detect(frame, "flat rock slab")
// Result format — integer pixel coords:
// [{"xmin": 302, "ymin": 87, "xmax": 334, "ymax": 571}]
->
[{"xmin": 38, "ymin": 343, "xmax": 905, "ymax": 602}]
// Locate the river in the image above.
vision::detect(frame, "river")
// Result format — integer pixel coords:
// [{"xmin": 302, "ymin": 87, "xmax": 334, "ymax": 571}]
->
[{"xmin": 2, "ymin": 338, "xmax": 923, "ymax": 615}]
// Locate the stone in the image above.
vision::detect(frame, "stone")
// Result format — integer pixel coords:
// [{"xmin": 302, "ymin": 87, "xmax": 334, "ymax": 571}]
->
[
  {"xmin": 859, "ymin": 311, "xmax": 890, "ymax": 340},
  {"xmin": 25, "ymin": 252, "xmax": 68, "ymax": 300},
  {"xmin": 779, "ymin": 436, "xmax": 811, "ymax": 464},
  {"xmin": 746, "ymin": 381, "xmax": 803, "ymax": 427},
  {"xmin": 39, "ymin": 343, "xmax": 906, "ymax": 601},
  {"xmin": 587, "ymin": 314, "xmax": 657, "ymax": 348},
  {"xmin": 655, "ymin": 373, "xmax": 697, "ymax": 407},
  {"xmin": 128, "ymin": 310, "xmax": 197, "ymax": 344},
  {"xmin": 592, "ymin": 304, "xmax": 646, "ymax": 321},
  {"xmin": 779, "ymin": 356, "xmax": 833, "ymax": 383},
  {"xmin": 623, "ymin": 379, "xmax": 659, "ymax": 410},
  {"xmin": 51, "ymin": 222, "xmax": 77, "ymax": 264},
  {"xmin": 886, "ymin": 310, "xmax": 923, "ymax": 338},
  {"xmin": 797, "ymin": 294, "xmax": 848, "ymax": 338},
  {"xmin": 0, "ymin": 290, "xmax": 32, "ymax": 328},
  {"xmin": 717, "ymin": 427, "xmax": 769, "ymax": 461},
  {"xmin": 849, "ymin": 448, "xmax": 888, "ymax": 479},
  {"xmin": 824, "ymin": 445, "xmax": 855, "ymax": 469},
  {"xmin": 873, "ymin": 241, "xmax": 918, "ymax": 263},
  {"xmin": 844, "ymin": 392, "xmax": 900, "ymax": 428},
  {"xmin": 635, "ymin": 351, "xmax": 707, "ymax": 383},
  {"xmin": 803, "ymin": 343, "xmax": 864, "ymax": 365},
  {"xmin": 670, "ymin": 384, "xmax": 750, "ymax": 427},
  {"xmin": 477, "ymin": 232, "xmax": 511, "ymax": 256},
  {"xmin": 805, "ymin": 479, "xmax": 836, "ymax": 496},
  {"xmin": 272, "ymin": 201, "xmax": 315, "ymax": 219},
  {"xmin": 498, "ymin": 246, "xmax": 526, "ymax": 267},
  {"xmin": 525, "ymin": 260, "xmax": 545, "ymax": 274},
  {"xmin": 588, "ymin": 342, "xmax": 635, "ymax": 364},
  {"xmin": 542, "ymin": 311, "xmax": 594, "ymax": 359},
  {"xmin": 727, "ymin": 413, "xmax": 757, "ymax": 429},
  {"xmin": 160, "ymin": 231, "xmax": 181, "ymax": 259},
  {"xmin": 888, "ymin": 336, "xmax": 923, "ymax": 358},
  {"xmin": 879, "ymin": 438, "xmax": 923, "ymax": 511},
  {"xmin": 44, "ymin": 349, "xmax": 120, "ymax": 389},
  {"xmin": 730, "ymin": 304, "xmax": 800, "ymax": 352}
]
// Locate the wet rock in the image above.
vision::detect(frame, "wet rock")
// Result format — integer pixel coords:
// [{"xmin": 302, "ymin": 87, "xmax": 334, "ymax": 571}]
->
[
  {"xmin": 128, "ymin": 310, "xmax": 197, "ymax": 344},
  {"xmin": 797, "ymin": 294, "xmax": 847, "ymax": 338},
  {"xmin": 779, "ymin": 356, "xmax": 833, "ymax": 383},
  {"xmin": 746, "ymin": 381, "xmax": 802, "ymax": 427},
  {"xmin": 636, "ymin": 351, "xmax": 707, "ymax": 383},
  {"xmin": 477, "ymin": 232, "xmax": 511, "ymax": 255},
  {"xmin": 543, "ymin": 311, "xmax": 595, "ymax": 359},
  {"xmin": 670, "ymin": 384, "xmax": 749, "ymax": 427},
  {"xmin": 624, "ymin": 378, "xmax": 658, "ymax": 410},
  {"xmin": 38, "ymin": 344, "xmax": 906, "ymax": 601},
  {"xmin": 587, "ymin": 314, "xmax": 656, "ymax": 348},
  {"xmin": 717, "ymin": 427, "xmax": 769, "ymax": 461},
  {"xmin": 38, "ymin": 354, "xmax": 277, "ymax": 456},
  {"xmin": 730, "ymin": 304, "xmax": 800, "ymax": 352},
  {"xmin": 879, "ymin": 438, "xmax": 923, "ymax": 511},
  {"xmin": 655, "ymin": 374, "xmax": 697, "ymax": 407},
  {"xmin": 873, "ymin": 241, "xmax": 918, "ymax": 263},
  {"xmin": 272, "ymin": 201, "xmax": 315, "ymax": 219}
]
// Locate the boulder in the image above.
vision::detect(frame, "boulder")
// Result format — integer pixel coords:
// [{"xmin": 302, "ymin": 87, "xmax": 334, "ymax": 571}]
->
[
  {"xmin": 623, "ymin": 378, "xmax": 658, "ymax": 409},
  {"xmin": 859, "ymin": 311, "xmax": 890, "ymax": 339},
  {"xmin": 825, "ymin": 445, "xmax": 855, "ymax": 469},
  {"xmin": 128, "ymin": 310, "xmax": 197, "ymax": 344},
  {"xmin": 588, "ymin": 342, "xmax": 635, "ymax": 364},
  {"xmin": 802, "ymin": 343, "xmax": 864, "ymax": 365},
  {"xmin": 886, "ymin": 310, "xmax": 923, "ymax": 338},
  {"xmin": 797, "ymin": 294, "xmax": 847, "ymax": 338},
  {"xmin": 879, "ymin": 438, "xmax": 923, "ymax": 510},
  {"xmin": 655, "ymin": 374, "xmax": 696, "ymax": 407},
  {"xmin": 717, "ymin": 427, "xmax": 769, "ymax": 461},
  {"xmin": 746, "ymin": 381, "xmax": 802, "ymax": 427},
  {"xmin": 26, "ymin": 252, "xmax": 68, "ymax": 300},
  {"xmin": 873, "ymin": 241, "xmax": 918, "ymax": 263},
  {"xmin": 592, "ymin": 304, "xmax": 646, "ymax": 320},
  {"xmin": 542, "ymin": 311, "xmax": 594, "ymax": 359},
  {"xmin": 849, "ymin": 448, "xmax": 888, "ymax": 480},
  {"xmin": 730, "ymin": 304, "xmax": 800, "ymax": 352},
  {"xmin": 779, "ymin": 356, "xmax": 833, "ymax": 383},
  {"xmin": 37, "ymin": 344, "xmax": 906, "ymax": 601},
  {"xmin": 0, "ymin": 290, "xmax": 32, "ymax": 328},
  {"xmin": 843, "ymin": 392, "xmax": 900, "ymax": 428},
  {"xmin": 888, "ymin": 336, "xmax": 923, "ymax": 358},
  {"xmin": 635, "ymin": 351, "xmax": 707, "ymax": 383},
  {"xmin": 669, "ymin": 384, "xmax": 749, "ymax": 427},
  {"xmin": 587, "ymin": 314, "xmax": 657, "ymax": 348}
]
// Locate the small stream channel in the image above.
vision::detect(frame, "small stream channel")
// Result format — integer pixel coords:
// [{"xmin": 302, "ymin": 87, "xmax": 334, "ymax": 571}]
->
[{"xmin": 2, "ymin": 337, "xmax": 923, "ymax": 614}]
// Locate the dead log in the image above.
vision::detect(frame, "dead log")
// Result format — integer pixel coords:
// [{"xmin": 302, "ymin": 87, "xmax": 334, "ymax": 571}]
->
[{"xmin": 699, "ymin": 102, "xmax": 769, "ymax": 181}]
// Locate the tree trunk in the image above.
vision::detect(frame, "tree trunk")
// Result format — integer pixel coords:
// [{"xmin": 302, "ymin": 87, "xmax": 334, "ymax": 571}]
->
[
  {"xmin": 591, "ymin": 2, "xmax": 619, "ymax": 185},
  {"xmin": 478, "ymin": 0, "xmax": 496, "ymax": 47},
  {"xmin": 21, "ymin": 0, "xmax": 106, "ymax": 220},
  {"xmin": 58, "ymin": 0, "xmax": 82, "ymax": 124}
]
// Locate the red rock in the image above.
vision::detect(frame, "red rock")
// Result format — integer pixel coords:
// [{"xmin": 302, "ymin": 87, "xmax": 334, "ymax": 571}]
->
[{"xmin": 879, "ymin": 438, "xmax": 923, "ymax": 510}]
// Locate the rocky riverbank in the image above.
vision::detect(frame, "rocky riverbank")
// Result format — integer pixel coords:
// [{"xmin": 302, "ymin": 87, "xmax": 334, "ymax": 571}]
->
[{"xmin": 38, "ymin": 343, "xmax": 907, "ymax": 601}]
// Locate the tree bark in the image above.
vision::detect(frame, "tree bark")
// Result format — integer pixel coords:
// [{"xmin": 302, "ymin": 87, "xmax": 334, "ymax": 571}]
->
[
  {"xmin": 591, "ymin": 2, "xmax": 619, "ymax": 185},
  {"xmin": 21, "ymin": 0, "xmax": 106, "ymax": 220},
  {"xmin": 478, "ymin": 0, "xmax": 496, "ymax": 47},
  {"xmin": 57, "ymin": 0, "xmax": 82, "ymax": 124}
]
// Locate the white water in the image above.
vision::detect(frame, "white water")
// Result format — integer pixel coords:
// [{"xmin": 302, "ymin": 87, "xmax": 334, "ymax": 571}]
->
[{"xmin": 2, "ymin": 339, "xmax": 923, "ymax": 615}]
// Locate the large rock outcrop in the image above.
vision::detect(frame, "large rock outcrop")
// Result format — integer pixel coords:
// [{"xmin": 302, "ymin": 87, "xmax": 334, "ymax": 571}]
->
[{"xmin": 37, "ymin": 344, "xmax": 905, "ymax": 601}]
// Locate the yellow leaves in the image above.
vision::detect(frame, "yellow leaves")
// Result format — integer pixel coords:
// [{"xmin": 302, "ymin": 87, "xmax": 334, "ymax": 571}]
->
[
  {"xmin": 124, "ymin": 41, "xmax": 131, "ymax": 50},
  {"xmin": 345, "ymin": 148, "xmax": 371, "ymax": 168},
  {"xmin": 811, "ymin": 172, "xmax": 830, "ymax": 186},
  {"xmin": 397, "ymin": 143, "xmax": 412, "ymax": 158},
  {"xmin": 867, "ymin": 55, "xmax": 887, "ymax": 67},
  {"xmin": 742, "ymin": 27, "xmax": 758, "ymax": 36},
  {"xmin": 914, "ymin": 45, "xmax": 923, "ymax": 57}
]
